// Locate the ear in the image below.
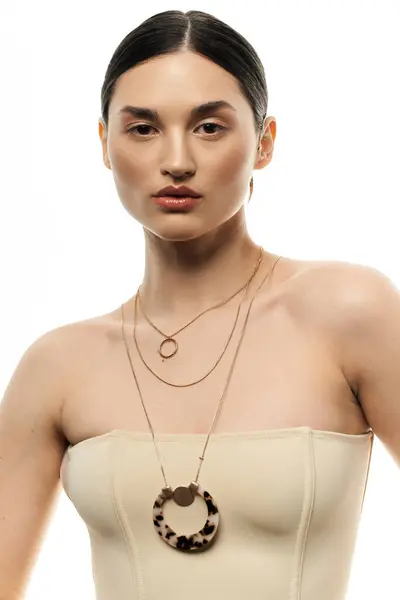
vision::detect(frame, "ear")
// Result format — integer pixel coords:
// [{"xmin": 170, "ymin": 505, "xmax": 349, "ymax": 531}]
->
[
  {"xmin": 254, "ymin": 117, "xmax": 276, "ymax": 171},
  {"xmin": 98, "ymin": 119, "xmax": 111, "ymax": 170}
]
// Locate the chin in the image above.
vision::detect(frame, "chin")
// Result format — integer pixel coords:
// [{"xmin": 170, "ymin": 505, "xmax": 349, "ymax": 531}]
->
[{"xmin": 144, "ymin": 214, "xmax": 215, "ymax": 242}]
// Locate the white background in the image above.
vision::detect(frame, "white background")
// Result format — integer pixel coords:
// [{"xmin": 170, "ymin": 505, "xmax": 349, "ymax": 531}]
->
[{"xmin": 1, "ymin": 1, "xmax": 399, "ymax": 598}]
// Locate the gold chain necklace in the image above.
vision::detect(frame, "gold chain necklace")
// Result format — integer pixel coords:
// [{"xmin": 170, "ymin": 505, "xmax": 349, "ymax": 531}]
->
[
  {"xmin": 132, "ymin": 248, "xmax": 264, "ymax": 388},
  {"xmin": 120, "ymin": 255, "xmax": 282, "ymax": 552},
  {"xmin": 137, "ymin": 247, "xmax": 264, "ymax": 359}
]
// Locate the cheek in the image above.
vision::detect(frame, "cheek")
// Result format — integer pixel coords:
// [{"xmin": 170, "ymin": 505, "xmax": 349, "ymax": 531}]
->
[
  {"xmin": 208, "ymin": 146, "xmax": 250, "ymax": 187},
  {"xmin": 108, "ymin": 138, "xmax": 145, "ymax": 179},
  {"xmin": 107, "ymin": 143, "xmax": 149, "ymax": 215}
]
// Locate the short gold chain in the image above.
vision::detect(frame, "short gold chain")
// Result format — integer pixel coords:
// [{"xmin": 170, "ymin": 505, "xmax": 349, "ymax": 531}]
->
[
  {"xmin": 137, "ymin": 247, "xmax": 264, "ymax": 339},
  {"xmin": 132, "ymin": 249, "xmax": 264, "ymax": 388}
]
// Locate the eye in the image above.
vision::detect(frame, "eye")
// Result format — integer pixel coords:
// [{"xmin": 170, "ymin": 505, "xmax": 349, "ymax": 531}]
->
[
  {"xmin": 126, "ymin": 121, "xmax": 226, "ymax": 137},
  {"xmin": 196, "ymin": 122, "xmax": 226, "ymax": 135},
  {"xmin": 126, "ymin": 124, "xmax": 156, "ymax": 136}
]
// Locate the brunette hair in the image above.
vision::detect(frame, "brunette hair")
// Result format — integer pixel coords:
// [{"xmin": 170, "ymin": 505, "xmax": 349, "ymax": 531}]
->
[{"xmin": 100, "ymin": 10, "xmax": 268, "ymax": 135}]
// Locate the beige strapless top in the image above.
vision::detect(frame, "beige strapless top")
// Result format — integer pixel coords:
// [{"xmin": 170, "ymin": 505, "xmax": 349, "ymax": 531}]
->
[{"xmin": 60, "ymin": 426, "xmax": 374, "ymax": 600}]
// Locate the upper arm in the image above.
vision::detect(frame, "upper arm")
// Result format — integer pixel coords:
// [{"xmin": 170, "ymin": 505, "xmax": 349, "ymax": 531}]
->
[
  {"xmin": 337, "ymin": 264, "xmax": 400, "ymax": 468},
  {"xmin": 0, "ymin": 329, "xmax": 69, "ymax": 600}
]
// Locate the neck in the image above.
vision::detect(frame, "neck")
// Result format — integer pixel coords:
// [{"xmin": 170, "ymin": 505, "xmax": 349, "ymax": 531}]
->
[{"xmin": 139, "ymin": 216, "xmax": 262, "ymax": 318}]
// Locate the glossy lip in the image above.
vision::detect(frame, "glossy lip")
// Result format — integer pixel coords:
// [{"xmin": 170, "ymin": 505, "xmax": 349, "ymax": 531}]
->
[
  {"xmin": 153, "ymin": 195, "xmax": 201, "ymax": 211},
  {"xmin": 154, "ymin": 185, "xmax": 201, "ymax": 198}
]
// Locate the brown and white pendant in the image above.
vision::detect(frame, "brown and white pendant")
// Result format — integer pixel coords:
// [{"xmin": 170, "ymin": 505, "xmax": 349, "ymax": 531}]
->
[{"xmin": 153, "ymin": 481, "xmax": 220, "ymax": 552}]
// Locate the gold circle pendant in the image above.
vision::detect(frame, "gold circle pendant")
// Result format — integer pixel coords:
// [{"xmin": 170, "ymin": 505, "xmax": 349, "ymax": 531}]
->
[
  {"xmin": 158, "ymin": 338, "xmax": 178, "ymax": 359},
  {"xmin": 152, "ymin": 482, "xmax": 220, "ymax": 552}
]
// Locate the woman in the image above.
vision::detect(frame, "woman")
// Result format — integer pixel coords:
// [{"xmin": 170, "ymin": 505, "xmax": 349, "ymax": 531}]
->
[{"xmin": 2, "ymin": 8, "xmax": 400, "ymax": 600}]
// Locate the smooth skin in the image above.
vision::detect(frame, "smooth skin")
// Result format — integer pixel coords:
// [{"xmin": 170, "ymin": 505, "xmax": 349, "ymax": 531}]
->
[
  {"xmin": 98, "ymin": 50, "xmax": 276, "ymax": 320},
  {"xmin": 1, "ymin": 48, "xmax": 400, "ymax": 600}
]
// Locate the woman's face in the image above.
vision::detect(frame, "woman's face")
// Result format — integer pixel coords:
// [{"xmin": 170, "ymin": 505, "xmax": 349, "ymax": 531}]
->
[{"xmin": 99, "ymin": 50, "xmax": 275, "ymax": 241}]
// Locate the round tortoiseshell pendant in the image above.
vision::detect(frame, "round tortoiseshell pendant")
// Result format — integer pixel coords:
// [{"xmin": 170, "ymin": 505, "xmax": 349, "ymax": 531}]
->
[{"xmin": 152, "ymin": 482, "xmax": 220, "ymax": 552}]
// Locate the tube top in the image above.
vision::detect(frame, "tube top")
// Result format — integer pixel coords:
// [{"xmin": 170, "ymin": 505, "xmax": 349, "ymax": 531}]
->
[{"xmin": 60, "ymin": 426, "xmax": 374, "ymax": 600}]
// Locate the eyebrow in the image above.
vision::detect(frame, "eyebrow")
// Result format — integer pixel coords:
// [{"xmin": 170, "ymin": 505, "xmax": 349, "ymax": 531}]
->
[{"xmin": 118, "ymin": 100, "xmax": 237, "ymax": 122}]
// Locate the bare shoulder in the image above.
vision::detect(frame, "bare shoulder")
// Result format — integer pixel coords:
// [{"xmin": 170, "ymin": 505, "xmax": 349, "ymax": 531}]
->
[
  {"xmin": 32, "ymin": 315, "xmax": 115, "ymax": 418},
  {"xmin": 38, "ymin": 314, "xmax": 109, "ymax": 360},
  {"xmin": 280, "ymin": 255, "xmax": 390, "ymax": 305},
  {"xmin": 287, "ymin": 255, "xmax": 396, "ymax": 376},
  {"xmin": 290, "ymin": 256, "xmax": 394, "ymax": 311},
  {"xmin": 275, "ymin": 255, "xmax": 393, "ymax": 348}
]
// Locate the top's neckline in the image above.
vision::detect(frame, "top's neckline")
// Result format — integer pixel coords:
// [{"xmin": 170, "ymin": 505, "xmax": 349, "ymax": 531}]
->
[{"xmin": 66, "ymin": 426, "xmax": 373, "ymax": 453}]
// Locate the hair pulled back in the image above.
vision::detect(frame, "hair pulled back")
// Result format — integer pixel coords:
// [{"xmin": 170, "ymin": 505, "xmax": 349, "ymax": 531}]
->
[{"xmin": 100, "ymin": 10, "xmax": 268, "ymax": 136}]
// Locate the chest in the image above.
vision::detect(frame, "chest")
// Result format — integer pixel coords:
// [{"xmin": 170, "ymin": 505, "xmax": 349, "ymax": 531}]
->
[{"xmin": 61, "ymin": 292, "xmax": 369, "ymax": 447}]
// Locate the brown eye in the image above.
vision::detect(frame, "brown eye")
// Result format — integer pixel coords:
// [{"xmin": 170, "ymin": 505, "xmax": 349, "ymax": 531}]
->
[
  {"xmin": 126, "ymin": 124, "xmax": 155, "ymax": 136},
  {"xmin": 196, "ymin": 122, "xmax": 226, "ymax": 135},
  {"xmin": 126, "ymin": 121, "xmax": 226, "ymax": 137}
]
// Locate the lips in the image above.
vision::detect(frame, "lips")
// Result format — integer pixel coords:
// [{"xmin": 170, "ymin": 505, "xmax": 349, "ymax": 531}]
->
[
  {"xmin": 154, "ymin": 185, "xmax": 201, "ymax": 198},
  {"xmin": 153, "ymin": 195, "xmax": 201, "ymax": 211}
]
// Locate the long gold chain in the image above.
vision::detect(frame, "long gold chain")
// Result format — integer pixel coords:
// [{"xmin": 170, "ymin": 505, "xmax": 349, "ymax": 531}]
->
[
  {"xmin": 132, "ymin": 249, "xmax": 265, "ymax": 388},
  {"xmin": 120, "ymin": 255, "xmax": 282, "ymax": 489}
]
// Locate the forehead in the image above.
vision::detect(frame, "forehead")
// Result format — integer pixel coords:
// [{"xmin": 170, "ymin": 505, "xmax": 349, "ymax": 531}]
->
[{"xmin": 109, "ymin": 51, "xmax": 250, "ymax": 117}]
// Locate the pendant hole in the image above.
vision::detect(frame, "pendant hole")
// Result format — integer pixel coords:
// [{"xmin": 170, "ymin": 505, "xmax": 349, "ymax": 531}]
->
[{"xmin": 163, "ymin": 495, "xmax": 207, "ymax": 535}]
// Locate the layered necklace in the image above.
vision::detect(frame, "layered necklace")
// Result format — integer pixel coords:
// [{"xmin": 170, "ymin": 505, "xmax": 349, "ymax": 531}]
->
[{"xmin": 120, "ymin": 249, "xmax": 282, "ymax": 552}]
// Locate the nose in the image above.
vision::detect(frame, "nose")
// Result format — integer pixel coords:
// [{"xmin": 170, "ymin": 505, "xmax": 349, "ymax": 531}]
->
[{"xmin": 159, "ymin": 134, "xmax": 196, "ymax": 179}]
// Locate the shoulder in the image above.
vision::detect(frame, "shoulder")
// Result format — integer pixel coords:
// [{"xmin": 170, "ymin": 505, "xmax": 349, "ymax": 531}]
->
[
  {"xmin": 32, "ymin": 314, "xmax": 115, "ymax": 409},
  {"xmin": 277, "ymin": 256, "xmax": 397, "ymax": 355},
  {"xmin": 284, "ymin": 256, "xmax": 394, "ymax": 318},
  {"xmin": 304, "ymin": 260, "xmax": 400, "ymax": 458},
  {"xmin": 288, "ymin": 257, "xmax": 399, "ymax": 381},
  {"xmin": 39, "ymin": 314, "xmax": 110, "ymax": 355}
]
